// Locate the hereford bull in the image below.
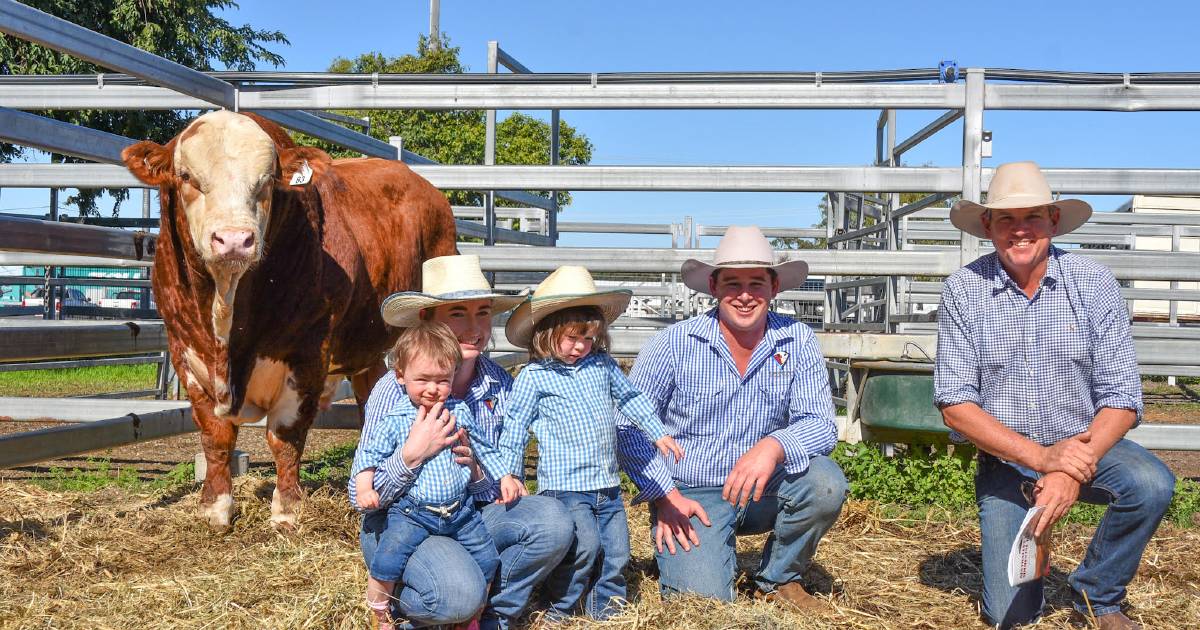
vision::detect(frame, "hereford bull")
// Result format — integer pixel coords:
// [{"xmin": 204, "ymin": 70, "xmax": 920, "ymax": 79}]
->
[{"xmin": 122, "ymin": 110, "xmax": 457, "ymax": 531}]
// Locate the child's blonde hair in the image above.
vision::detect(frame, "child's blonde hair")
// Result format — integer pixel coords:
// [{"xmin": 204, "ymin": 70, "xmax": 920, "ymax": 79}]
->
[
  {"xmin": 391, "ymin": 320, "xmax": 463, "ymax": 373},
  {"xmin": 529, "ymin": 305, "xmax": 611, "ymax": 361}
]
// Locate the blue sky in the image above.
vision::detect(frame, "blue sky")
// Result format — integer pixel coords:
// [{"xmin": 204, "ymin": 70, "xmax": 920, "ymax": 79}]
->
[{"xmin": 5, "ymin": 0, "xmax": 1200, "ymax": 247}]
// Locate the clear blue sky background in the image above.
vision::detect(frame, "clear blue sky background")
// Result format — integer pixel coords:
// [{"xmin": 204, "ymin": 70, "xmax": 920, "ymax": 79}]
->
[{"xmin": 5, "ymin": 0, "xmax": 1200, "ymax": 248}]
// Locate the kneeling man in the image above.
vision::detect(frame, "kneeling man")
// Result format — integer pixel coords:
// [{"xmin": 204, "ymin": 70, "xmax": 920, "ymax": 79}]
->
[
  {"xmin": 935, "ymin": 162, "xmax": 1174, "ymax": 630},
  {"xmin": 618, "ymin": 226, "xmax": 847, "ymax": 611}
]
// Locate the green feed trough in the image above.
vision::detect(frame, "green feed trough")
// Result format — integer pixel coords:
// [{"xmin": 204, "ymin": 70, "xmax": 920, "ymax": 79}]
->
[{"xmin": 855, "ymin": 361, "xmax": 950, "ymax": 445}]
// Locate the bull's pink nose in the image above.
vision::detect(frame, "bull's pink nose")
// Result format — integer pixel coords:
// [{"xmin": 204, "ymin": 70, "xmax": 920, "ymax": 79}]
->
[{"xmin": 211, "ymin": 230, "xmax": 255, "ymax": 259}]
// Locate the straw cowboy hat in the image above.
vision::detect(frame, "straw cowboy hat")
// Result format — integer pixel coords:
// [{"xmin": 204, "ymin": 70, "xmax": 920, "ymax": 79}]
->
[
  {"xmin": 380, "ymin": 255, "xmax": 527, "ymax": 328},
  {"xmin": 950, "ymin": 161, "xmax": 1092, "ymax": 239},
  {"xmin": 680, "ymin": 225, "xmax": 809, "ymax": 294},
  {"xmin": 504, "ymin": 266, "xmax": 632, "ymax": 349}
]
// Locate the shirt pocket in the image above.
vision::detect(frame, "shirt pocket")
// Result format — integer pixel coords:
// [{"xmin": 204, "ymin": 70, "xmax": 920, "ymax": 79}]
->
[
  {"xmin": 669, "ymin": 384, "xmax": 726, "ymax": 437},
  {"xmin": 758, "ymin": 371, "xmax": 793, "ymax": 420}
]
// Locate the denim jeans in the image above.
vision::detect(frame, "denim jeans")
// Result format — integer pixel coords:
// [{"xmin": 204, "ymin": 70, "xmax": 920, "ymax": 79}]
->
[
  {"xmin": 540, "ymin": 487, "xmax": 630, "ymax": 620},
  {"xmin": 478, "ymin": 495, "xmax": 575, "ymax": 630},
  {"xmin": 360, "ymin": 494, "xmax": 574, "ymax": 629},
  {"xmin": 649, "ymin": 455, "xmax": 847, "ymax": 600},
  {"xmin": 370, "ymin": 495, "xmax": 499, "ymax": 587},
  {"xmin": 976, "ymin": 439, "xmax": 1174, "ymax": 629}
]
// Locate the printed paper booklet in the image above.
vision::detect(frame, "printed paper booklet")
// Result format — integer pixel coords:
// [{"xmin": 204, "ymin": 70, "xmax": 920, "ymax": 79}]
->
[{"xmin": 1007, "ymin": 506, "xmax": 1052, "ymax": 587}]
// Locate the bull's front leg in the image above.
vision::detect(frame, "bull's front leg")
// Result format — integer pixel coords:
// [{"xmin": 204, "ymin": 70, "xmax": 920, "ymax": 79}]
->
[
  {"xmin": 194, "ymin": 401, "xmax": 240, "ymax": 531},
  {"xmin": 266, "ymin": 395, "xmax": 317, "ymax": 532}
]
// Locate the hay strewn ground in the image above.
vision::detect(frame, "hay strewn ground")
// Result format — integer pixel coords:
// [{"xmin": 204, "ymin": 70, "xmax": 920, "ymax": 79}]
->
[{"xmin": 1, "ymin": 478, "xmax": 1198, "ymax": 629}]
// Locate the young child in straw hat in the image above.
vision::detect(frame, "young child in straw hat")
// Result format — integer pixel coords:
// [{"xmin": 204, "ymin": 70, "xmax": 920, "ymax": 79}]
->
[
  {"xmin": 349, "ymin": 321, "xmax": 509, "ymax": 630},
  {"xmin": 495, "ymin": 266, "xmax": 684, "ymax": 620}
]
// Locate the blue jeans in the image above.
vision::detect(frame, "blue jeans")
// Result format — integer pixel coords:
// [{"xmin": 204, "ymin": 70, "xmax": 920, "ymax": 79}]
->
[
  {"xmin": 370, "ymin": 495, "xmax": 499, "ymax": 585},
  {"xmin": 540, "ymin": 487, "xmax": 631, "ymax": 620},
  {"xmin": 478, "ymin": 495, "xmax": 575, "ymax": 630},
  {"xmin": 360, "ymin": 495, "xmax": 574, "ymax": 629},
  {"xmin": 976, "ymin": 439, "xmax": 1174, "ymax": 628},
  {"xmin": 650, "ymin": 455, "xmax": 848, "ymax": 600}
]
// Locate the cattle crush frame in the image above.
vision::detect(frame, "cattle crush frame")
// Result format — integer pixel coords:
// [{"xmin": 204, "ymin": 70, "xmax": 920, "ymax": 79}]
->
[{"xmin": 0, "ymin": 0, "xmax": 1199, "ymax": 471}]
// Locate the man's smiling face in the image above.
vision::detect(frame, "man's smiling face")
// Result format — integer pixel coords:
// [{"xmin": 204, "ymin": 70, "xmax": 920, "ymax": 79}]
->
[{"xmin": 982, "ymin": 206, "xmax": 1060, "ymax": 279}]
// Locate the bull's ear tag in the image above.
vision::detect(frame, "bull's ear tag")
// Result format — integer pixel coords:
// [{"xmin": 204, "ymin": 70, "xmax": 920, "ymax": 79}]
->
[{"xmin": 289, "ymin": 160, "xmax": 313, "ymax": 186}]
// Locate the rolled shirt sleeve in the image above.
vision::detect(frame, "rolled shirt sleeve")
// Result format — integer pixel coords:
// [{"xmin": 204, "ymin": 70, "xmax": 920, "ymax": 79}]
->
[{"xmin": 1088, "ymin": 269, "xmax": 1143, "ymax": 423}]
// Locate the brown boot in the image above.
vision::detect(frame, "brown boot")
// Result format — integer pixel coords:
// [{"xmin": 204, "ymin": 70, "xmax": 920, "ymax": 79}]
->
[
  {"xmin": 1073, "ymin": 610, "xmax": 1140, "ymax": 630},
  {"xmin": 754, "ymin": 582, "xmax": 827, "ymax": 613}
]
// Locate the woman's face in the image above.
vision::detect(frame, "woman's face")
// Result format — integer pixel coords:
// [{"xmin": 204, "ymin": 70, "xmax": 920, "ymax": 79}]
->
[{"xmin": 424, "ymin": 299, "xmax": 494, "ymax": 361}]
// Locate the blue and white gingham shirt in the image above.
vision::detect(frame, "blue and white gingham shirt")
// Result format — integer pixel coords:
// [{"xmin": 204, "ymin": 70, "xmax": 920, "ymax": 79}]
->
[
  {"xmin": 934, "ymin": 246, "xmax": 1142, "ymax": 446},
  {"xmin": 348, "ymin": 378, "xmax": 507, "ymax": 508},
  {"xmin": 356, "ymin": 359, "xmax": 514, "ymax": 507},
  {"xmin": 498, "ymin": 352, "xmax": 668, "ymax": 493},
  {"xmin": 616, "ymin": 309, "xmax": 838, "ymax": 504}
]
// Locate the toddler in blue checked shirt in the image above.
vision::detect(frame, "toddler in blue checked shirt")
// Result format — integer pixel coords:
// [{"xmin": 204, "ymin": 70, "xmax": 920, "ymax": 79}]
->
[
  {"xmin": 495, "ymin": 265, "xmax": 684, "ymax": 620},
  {"xmin": 349, "ymin": 321, "xmax": 508, "ymax": 630}
]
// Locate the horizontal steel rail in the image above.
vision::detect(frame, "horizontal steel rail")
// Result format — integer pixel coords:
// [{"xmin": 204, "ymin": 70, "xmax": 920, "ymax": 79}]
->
[
  {"xmin": 0, "ymin": 252, "xmax": 151, "ymax": 268},
  {"xmin": 10, "ymin": 164, "xmax": 1200, "ymax": 196},
  {"xmin": 0, "ymin": 107, "xmax": 135, "ymax": 163},
  {"xmin": 7, "ymin": 79, "xmax": 1200, "ymax": 112},
  {"xmin": 0, "ymin": 81, "xmax": 968, "ymax": 110},
  {"xmin": 698, "ymin": 225, "xmax": 828, "ymax": 239},
  {"xmin": 0, "ymin": 398, "xmax": 362, "ymax": 469},
  {"xmin": 251, "ymin": 110, "xmax": 397, "ymax": 159},
  {"xmin": 558, "ymin": 222, "xmax": 674, "ymax": 234},
  {"xmin": 0, "ymin": 319, "xmax": 166, "ymax": 362},
  {"xmin": 454, "ymin": 219, "xmax": 553, "ymax": 246},
  {"xmin": 0, "ymin": 215, "xmax": 152, "ymax": 260},
  {"xmin": 0, "ymin": 275, "xmax": 150, "ymax": 289}
]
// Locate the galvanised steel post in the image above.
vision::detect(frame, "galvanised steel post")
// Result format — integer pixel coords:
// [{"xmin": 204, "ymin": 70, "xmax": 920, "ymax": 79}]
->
[
  {"xmin": 960, "ymin": 69, "xmax": 985, "ymax": 265},
  {"xmin": 484, "ymin": 41, "xmax": 498, "ymax": 246},
  {"xmin": 550, "ymin": 109, "xmax": 560, "ymax": 245}
]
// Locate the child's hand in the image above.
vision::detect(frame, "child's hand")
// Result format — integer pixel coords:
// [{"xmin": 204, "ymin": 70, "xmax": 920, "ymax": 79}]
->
[
  {"xmin": 499, "ymin": 475, "xmax": 528, "ymax": 504},
  {"xmin": 655, "ymin": 435, "xmax": 684, "ymax": 463},
  {"xmin": 452, "ymin": 429, "xmax": 485, "ymax": 482},
  {"xmin": 356, "ymin": 488, "xmax": 380, "ymax": 510}
]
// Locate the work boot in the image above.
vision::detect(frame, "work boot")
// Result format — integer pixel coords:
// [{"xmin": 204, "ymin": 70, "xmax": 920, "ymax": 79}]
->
[
  {"xmin": 1072, "ymin": 610, "xmax": 1140, "ymax": 630},
  {"xmin": 754, "ymin": 582, "xmax": 827, "ymax": 613}
]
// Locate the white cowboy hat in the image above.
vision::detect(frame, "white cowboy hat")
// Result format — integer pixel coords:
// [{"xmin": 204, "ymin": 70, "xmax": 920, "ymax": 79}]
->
[
  {"xmin": 381, "ymin": 255, "xmax": 527, "ymax": 328},
  {"xmin": 504, "ymin": 266, "xmax": 631, "ymax": 350},
  {"xmin": 951, "ymin": 161, "xmax": 1092, "ymax": 239},
  {"xmin": 680, "ymin": 225, "xmax": 809, "ymax": 295}
]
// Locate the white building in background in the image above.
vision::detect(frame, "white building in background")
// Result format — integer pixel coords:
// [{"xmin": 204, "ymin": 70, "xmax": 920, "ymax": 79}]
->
[{"xmin": 1116, "ymin": 195, "xmax": 1200, "ymax": 321}]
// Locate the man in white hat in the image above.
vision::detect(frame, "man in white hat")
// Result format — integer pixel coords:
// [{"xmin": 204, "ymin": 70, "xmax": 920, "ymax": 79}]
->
[
  {"xmin": 934, "ymin": 161, "xmax": 1174, "ymax": 630},
  {"xmin": 616, "ymin": 225, "xmax": 847, "ymax": 611}
]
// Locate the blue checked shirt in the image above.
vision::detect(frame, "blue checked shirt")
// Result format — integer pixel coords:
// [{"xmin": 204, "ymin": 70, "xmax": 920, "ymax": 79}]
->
[
  {"xmin": 934, "ymin": 246, "xmax": 1142, "ymax": 446},
  {"xmin": 355, "ymin": 359, "xmax": 514, "ymax": 507},
  {"xmin": 348, "ymin": 375, "xmax": 507, "ymax": 509},
  {"xmin": 616, "ymin": 309, "xmax": 838, "ymax": 504},
  {"xmin": 498, "ymin": 352, "xmax": 668, "ymax": 493}
]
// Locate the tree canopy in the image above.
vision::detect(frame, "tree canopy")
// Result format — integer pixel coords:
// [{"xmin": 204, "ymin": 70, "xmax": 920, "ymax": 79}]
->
[
  {"xmin": 0, "ymin": 0, "xmax": 288, "ymax": 216},
  {"xmin": 299, "ymin": 35, "xmax": 593, "ymax": 207}
]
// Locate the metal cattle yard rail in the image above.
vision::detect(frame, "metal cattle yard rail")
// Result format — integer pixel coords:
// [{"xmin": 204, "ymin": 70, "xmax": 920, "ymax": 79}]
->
[{"xmin": 0, "ymin": 0, "xmax": 1198, "ymax": 469}]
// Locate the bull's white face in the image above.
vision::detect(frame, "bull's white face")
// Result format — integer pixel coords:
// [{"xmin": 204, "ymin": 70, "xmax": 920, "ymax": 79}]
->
[{"xmin": 173, "ymin": 111, "xmax": 276, "ymax": 278}]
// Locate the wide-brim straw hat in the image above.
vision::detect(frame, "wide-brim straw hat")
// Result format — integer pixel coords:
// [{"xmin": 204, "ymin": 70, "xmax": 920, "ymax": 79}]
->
[
  {"xmin": 504, "ymin": 266, "xmax": 631, "ymax": 349},
  {"xmin": 381, "ymin": 255, "xmax": 526, "ymax": 328},
  {"xmin": 951, "ymin": 161, "xmax": 1092, "ymax": 239},
  {"xmin": 680, "ymin": 225, "xmax": 809, "ymax": 295}
]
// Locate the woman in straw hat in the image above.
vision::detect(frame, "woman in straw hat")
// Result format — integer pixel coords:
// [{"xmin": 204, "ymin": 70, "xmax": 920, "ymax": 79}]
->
[
  {"xmin": 495, "ymin": 265, "xmax": 683, "ymax": 620},
  {"xmin": 935, "ymin": 161, "xmax": 1173, "ymax": 630},
  {"xmin": 357, "ymin": 254, "xmax": 575, "ymax": 629}
]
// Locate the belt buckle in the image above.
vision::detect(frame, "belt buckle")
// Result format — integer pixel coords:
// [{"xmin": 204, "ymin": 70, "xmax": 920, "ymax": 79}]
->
[{"xmin": 423, "ymin": 500, "xmax": 459, "ymax": 518}]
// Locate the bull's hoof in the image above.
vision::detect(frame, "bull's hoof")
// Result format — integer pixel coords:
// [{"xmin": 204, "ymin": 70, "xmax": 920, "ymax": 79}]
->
[
  {"xmin": 199, "ymin": 493, "xmax": 235, "ymax": 532},
  {"xmin": 270, "ymin": 487, "xmax": 301, "ymax": 533}
]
